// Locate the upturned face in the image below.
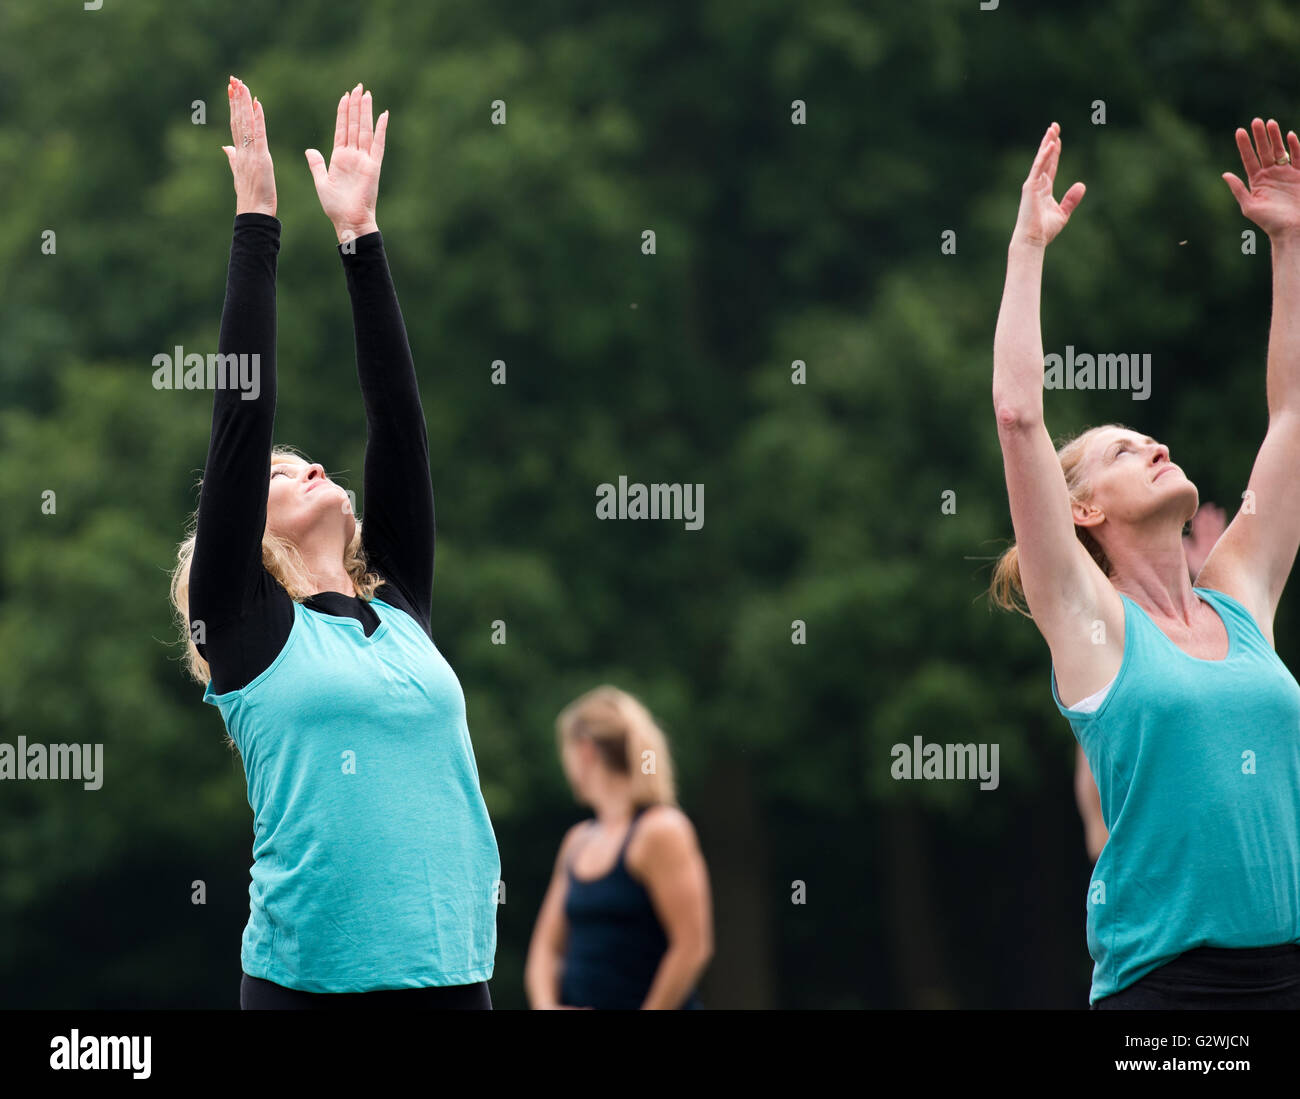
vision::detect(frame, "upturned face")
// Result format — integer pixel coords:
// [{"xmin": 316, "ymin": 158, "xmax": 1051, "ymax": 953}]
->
[
  {"xmin": 1077, "ymin": 427, "xmax": 1199, "ymax": 530},
  {"xmin": 266, "ymin": 457, "xmax": 356, "ymax": 547}
]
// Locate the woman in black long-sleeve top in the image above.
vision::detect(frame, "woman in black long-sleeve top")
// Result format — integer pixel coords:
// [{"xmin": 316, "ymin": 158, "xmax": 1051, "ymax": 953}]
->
[{"xmin": 170, "ymin": 77, "xmax": 499, "ymax": 1009}]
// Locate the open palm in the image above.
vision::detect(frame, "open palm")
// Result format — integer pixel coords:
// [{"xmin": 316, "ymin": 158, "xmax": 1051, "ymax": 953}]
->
[
  {"xmin": 1223, "ymin": 117, "xmax": 1300, "ymax": 238},
  {"xmin": 305, "ymin": 83, "xmax": 388, "ymax": 242},
  {"xmin": 1014, "ymin": 123, "xmax": 1086, "ymax": 247}
]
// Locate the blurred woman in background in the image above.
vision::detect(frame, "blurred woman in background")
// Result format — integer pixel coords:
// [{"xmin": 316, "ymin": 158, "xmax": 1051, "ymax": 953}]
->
[{"xmin": 525, "ymin": 686, "xmax": 713, "ymax": 1009}]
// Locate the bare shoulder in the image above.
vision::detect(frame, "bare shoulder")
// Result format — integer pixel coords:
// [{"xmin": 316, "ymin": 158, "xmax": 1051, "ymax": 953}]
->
[
  {"xmin": 1043, "ymin": 566, "xmax": 1127, "ymax": 707},
  {"xmin": 627, "ymin": 805, "xmax": 700, "ymax": 870},
  {"xmin": 555, "ymin": 819, "xmax": 593, "ymax": 867},
  {"xmin": 1194, "ymin": 556, "xmax": 1275, "ymax": 647}
]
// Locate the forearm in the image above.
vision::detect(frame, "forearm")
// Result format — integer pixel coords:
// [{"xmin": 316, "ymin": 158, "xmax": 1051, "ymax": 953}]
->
[
  {"xmin": 340, "ymin": 230, "xmax": 434, "ymax": 612},
  {"xmin": 340, "ymin": 231, "xmax": 423, "ymax": 439},
  {"xmin": 524, "ymin": 952, "xmax": 563, "ymax": 1009},
  {"xmin": 640, "ymin": 944, "xmax": 708, "ymax": 1010},
  {"xmin": 992, "ymin": 240, "xmax": 1049, "ymax": 423},
  {"xmin": 191, "ymin": 215, "xmax": 280, "ymax": 617},
  {"xmin": 1266, "ymin": 232, "xmax": 1300, "ymax": 416}
]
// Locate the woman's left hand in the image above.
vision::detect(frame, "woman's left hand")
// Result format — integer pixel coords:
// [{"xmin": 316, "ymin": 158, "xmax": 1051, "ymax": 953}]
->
[
  {"xmin": 305, "ymin": 83, "xmax": 388, "ymax": 244},
  {"xmin": 1223, "ymin": 117, "xmax": 1300, "ymax": 239}
]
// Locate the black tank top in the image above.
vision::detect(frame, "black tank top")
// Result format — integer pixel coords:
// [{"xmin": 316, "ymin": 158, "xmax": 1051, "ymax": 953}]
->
[{"xmin": 560, "ymin": 806, "xmax": 703, "ymax": 1009}]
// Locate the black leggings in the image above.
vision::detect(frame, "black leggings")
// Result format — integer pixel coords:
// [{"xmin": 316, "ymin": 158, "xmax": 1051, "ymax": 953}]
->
[
  {"xmin": 1091, "ymin": 944, "xmax": 1300, "ymax": 1009},
  {"xmin": 240, "ymin": 972, "xmax": 492, "ymax": 1010}
]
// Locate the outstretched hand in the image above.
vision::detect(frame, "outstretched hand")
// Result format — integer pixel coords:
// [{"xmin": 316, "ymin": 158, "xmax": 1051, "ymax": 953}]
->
[
  {"xmin": 1222, "ymin": 118, "xmax": 1300, "ymax": 239},
  {"xmin": 1012, "ymin": 122, "xmax": 1085, "ymax": 248},
  {"xmin": 305, "ymin": 84, "xmax": 388, "ymax": 244},
  {"xmin": 223, "ymin": 76, "xmax": 276, "ymax": 217}
]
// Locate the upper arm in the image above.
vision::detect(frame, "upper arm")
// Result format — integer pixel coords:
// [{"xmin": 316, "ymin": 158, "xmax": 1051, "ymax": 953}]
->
[
  {"xmin": 190, "ymin": 416, "xmax": 274, "ymax": 625},
  {"xmin": 528, "ymin": 823, "xmax": 583, "ymax": 958},
  {"xmin": 1073, "ymin": 743, "xmax": 1107, "ymax": 862},
  {"xmin": 1193, "ymin": 410, "xmax": 1300, "ymax": 642},
  {"xmin": 996, "ymin": 412, "xmax": 1117, "ymax": 651},
  {"xmin": 627, "ymin": 808, "xmax": 712, "ymax": 958}
]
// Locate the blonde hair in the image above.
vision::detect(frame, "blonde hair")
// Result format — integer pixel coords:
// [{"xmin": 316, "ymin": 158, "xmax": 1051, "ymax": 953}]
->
[
  {"xmin": 169, "ymin": 447, "xmax": 385, "ymax": 694},
  {"xmin": 555, "ymin": 685, "xmax": 679, "ymax": 808},
  {"xmin": 989, "ymin": 424, "xmax": 1122, "ymax": 618}
]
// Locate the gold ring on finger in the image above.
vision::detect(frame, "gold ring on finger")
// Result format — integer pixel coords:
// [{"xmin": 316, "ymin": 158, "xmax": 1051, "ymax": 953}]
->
[{"xmin": 1277, "ymin": 152, "xmax": 1291, "ymax": 166}]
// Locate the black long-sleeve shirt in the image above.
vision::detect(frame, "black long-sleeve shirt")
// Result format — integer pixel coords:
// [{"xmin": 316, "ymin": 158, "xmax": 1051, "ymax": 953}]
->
[{"xmin": 190, "ymin": 213, "xmax": 435, "ymax": 695}]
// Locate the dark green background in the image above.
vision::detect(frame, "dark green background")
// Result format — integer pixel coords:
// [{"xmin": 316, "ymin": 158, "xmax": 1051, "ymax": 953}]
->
[{"xmin": 1, "ymin": 0, "xmax": 1293, "ymax": 1008}]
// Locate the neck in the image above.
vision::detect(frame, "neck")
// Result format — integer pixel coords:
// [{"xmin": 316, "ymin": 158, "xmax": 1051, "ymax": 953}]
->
[
  {"xmin": 585, "ymin": 779, "xmax": 636, "ymax": 826},
  {"xmin": 1105, "ymin": 517, "xmax": 1196, "ymax": 621},
  {"xmin": 294, "ymin": 536, "xmax": 355, "ymax": 598}
]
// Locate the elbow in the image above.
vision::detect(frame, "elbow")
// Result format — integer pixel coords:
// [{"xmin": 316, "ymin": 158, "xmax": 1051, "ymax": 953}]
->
[
  {"xmin": 993, "ymin": 399, "xmax": 1042, "ymax": 432},
  {"xmin": 682, "ymin": 935, "xmax": 714, "ymax": 970}
]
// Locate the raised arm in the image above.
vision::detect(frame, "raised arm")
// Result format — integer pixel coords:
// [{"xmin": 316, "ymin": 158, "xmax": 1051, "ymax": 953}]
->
[
  {"xmin": 1197, "ymin": 118, "xmax": 1300, "ymax": 641},
  {"xmin": 306, "ymin": 86, "xmax": 436, "ymax": 632},
  {"xmin": 993, "ymin": 124, "xmax": 1121, "ymax": 700},
  {"xmin": 190, "ymin": 77, "xmax": 281, "ymax": 642}
]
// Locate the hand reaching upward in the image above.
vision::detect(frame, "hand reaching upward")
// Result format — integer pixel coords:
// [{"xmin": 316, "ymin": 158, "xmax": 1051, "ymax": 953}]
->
[
  {"xmin": 222, "ymin": 76, "xmax": 276, "ymax": 217},
  {"xmin": 305, "ymin": 83, "xmax": 388, "ymax": 244},
  {"xmin": 1012, "ymin": 122, "xmax": 1085, "ymax": 248},
  {"xmin": 1222, "ymin": 118, "xmax": 1300, "ymax": 240}
]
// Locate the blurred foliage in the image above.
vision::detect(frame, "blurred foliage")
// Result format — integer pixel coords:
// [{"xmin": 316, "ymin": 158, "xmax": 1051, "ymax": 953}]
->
[{"xmin": 1, "ymin": 0, "xmax": 1297, "ymax": 1007}]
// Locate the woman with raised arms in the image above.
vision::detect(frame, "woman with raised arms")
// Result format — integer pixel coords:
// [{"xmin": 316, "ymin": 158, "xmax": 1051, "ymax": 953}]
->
[
  {"xmin": 171, "ymin": 77, "xmax": 499, "ymax": 1009},
  {"xmin": 990, "ymin": 120, "xmax": 1300, "ymax": 1008}
]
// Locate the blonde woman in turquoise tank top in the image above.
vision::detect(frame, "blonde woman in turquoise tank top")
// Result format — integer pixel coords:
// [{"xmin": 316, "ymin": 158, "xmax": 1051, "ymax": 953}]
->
[
  {"xmin": 989, "ymin": 120, "xmax": 1300, "ymax": 1008},
  {"xmin": 170, "ymin": 79, "xmax": 499, "ymax": 1008}
]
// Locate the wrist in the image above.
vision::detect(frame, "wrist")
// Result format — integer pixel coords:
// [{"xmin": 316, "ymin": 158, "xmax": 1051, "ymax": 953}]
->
[
  {"xmin": 1270, "ymin": 225, "xmax": 1300, "ymax": 248},
  {"xmin": 1009, "ymin": 233, "xmax": 1047, "ymax": 255},
  {"xmin": 237, "ymin": 203, "xmax": 277, "ymax": 218},
  {"xmin": 335, "ymin": 220, "xmax": 379, "ymax": 245}
]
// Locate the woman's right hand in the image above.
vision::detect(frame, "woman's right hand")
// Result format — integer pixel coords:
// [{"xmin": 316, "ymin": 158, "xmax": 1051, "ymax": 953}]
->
[
  {"xmin": 1011, "ymin": 122, "xmax": 1084, "ymax": 248},
  {"xmin": 222, "ymin": 76, "xmax": 276, "ymax": 217}
]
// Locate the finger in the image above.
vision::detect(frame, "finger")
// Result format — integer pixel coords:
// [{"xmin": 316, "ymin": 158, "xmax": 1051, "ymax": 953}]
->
[
  {"xmin": 242, "ymin": 85, "xmax": 256, "ymax": 152},
  {"xmin": 235, "ymin": 79, "xmax": 254, "ymax": 152},
  {"xmin": 253, "ymin": 96, "xmax": 267, "ymax": 149},
  {"xmin": 333, "ymin": 91, "xmax": 348, "ymax": 150},
  {"xmin": 304, "ymin": 148, "xmax": 329, "ymax": 192},
  {"xmin": 1042, "ymin": 135, "xmax": 1062, "ymax": 184},
  {"xmin": 1222, "ymin": 172, "xmax": 1250, "ymax": 207},
  {"xmin": 347, "ymin": 83, "xmax": 362, "ymax": 147},
  {"xmin": 227, "ymin": 78, "xmax": 240, "ymax": 147},
  {"xmin": 1058, "ymin": 181, "xmax": 1085, "ymax": 219},
  {"xmin": 372, "ymin": 110, "xmax": 389, "ymax": 167},
  {"xmin": 1235, "ymin": 126, "xmax": 1261, "ymax": 177},
  {"xmin": 1251, "ymin": 117, "xmax": 1270, "ymax": 170},
  {"xmin": 1025, "ymin": 125, "xmax": 1055, "ymax": 181},
  {"xmin": 359, "ymin": 89, "xmax": 373, "ymax": 153},
  {"xmin": 1290, "ymin": 130, "xmax": 1300, "ymax": 168},
  {"xmin": 1266, "ymin": 118, "xmax": 1287, "ymax": 165}
]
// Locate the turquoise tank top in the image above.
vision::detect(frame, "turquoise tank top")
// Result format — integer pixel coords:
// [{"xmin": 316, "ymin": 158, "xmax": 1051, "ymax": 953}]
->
[
  {"xmin": 1051, "ymin": 586, "xmax": 1300, "ymax": 1002},
  {"xmin": 203, "ymin": 596, "xmax": 500, "ymax": 992}
]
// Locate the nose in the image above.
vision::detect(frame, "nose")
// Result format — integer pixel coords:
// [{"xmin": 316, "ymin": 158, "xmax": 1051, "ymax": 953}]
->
[{"xmin": 305, "ymin": 463, "xmax": 326, "ymax": 481}]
